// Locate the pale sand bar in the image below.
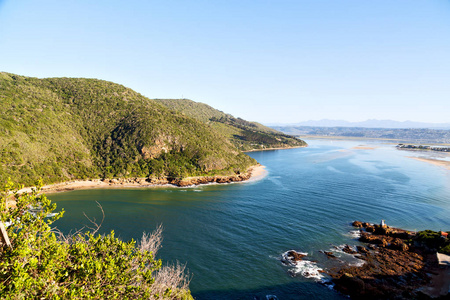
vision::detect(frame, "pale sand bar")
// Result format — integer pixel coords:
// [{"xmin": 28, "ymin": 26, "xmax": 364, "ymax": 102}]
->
[
  {"xmin": 409, "ymin": 157, "xmax": 450, "ymax": 170},
  {"xmin": 351, "ymin": 146, "xmax": 377, "ymax": 150}
]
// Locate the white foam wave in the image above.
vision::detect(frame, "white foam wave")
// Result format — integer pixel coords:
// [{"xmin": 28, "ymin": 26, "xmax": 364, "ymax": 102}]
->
[
  {"xmin": 320, "ymin": 249, "xmax": 340, "ymax": 259},
  {"xmin": 289, "ymin": 260, "xmax": 324, "ymax": 280},
  {"xmin": 333, "ymin": 244, "xmax": 357, "ymax": 254},
  {"xmin": 346, "ymin": 230, "xmax": 361, "ymax": 239},
  {"xmin": 331, "ymin": 245, "xmax": 366, "ymax": 267},
  {"xmin": 281, "ymin": 251, "xmax": 324, "ymax": 280},
  {"xmin": 281, "ymin": 250, "xmax": 308, "ymax": 265},
  {"xmin": 350, "ymin": 258, "xmax": 366, "ymax": 267}
]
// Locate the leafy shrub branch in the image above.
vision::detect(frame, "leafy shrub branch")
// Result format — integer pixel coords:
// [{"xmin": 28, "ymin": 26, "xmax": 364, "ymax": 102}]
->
[{"xmin": 0, "ymin": 179, "xmax": 192, "ymax": 299}]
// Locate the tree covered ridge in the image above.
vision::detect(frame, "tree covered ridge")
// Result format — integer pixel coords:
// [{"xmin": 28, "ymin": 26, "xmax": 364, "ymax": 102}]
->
[
  {"xmin": 0, "ymin": 72, "xmax": 256, "ymax": 186},
  {"xmin": 155, "ymin": 99, "xmax": 307, "ymax": 151}
]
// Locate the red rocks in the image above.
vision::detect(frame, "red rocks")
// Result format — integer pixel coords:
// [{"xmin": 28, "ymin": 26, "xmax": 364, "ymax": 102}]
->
[
  {"xmin": 374, "ymin": 224, "xmax": 392, "ymax": 235},
  {"xmin": 365, "ymin": 225, "xmax": 375, "ymax": 232},
  {"xmin": 352, "ymin": 221, "xmax": 363, "ymax": 228},
  {"xmin": 322, "ymin": 251, "xmax": 337, "ymax": 258},
  {"xmin": 390, "ymin": 238, "xmax": 409, "ymax": 251},
  {"xmin": 342, "ymin": 244, "xmax": 358, "ymax": 254},
  {"xmin": 356, "ymin": 245, "xmax": 369, "ymax": 254},
  {"xmin": 352, "ymin": 220, "xmax": 376, "ymax": 233},
  {"xmin": 327, "ymin": 221, "xmax": 437, "ymax": 299},
  {"xmin": 100, "ymin": 171, "xmax": 253, "ymax": 188},
  {"xmin": 320, "ymin": 250, "xmax": 336, "ymax": 259},
  {"xmin": 330, "ymin": 245, "xmax": 428, "ymax": 299},
  {"xmin": 359, "ymin": 232, "xmax": 389, "ymax": 247},
  {"xmin": 285, "ymin": 250, "xmax": 306, "ymax": 262},
  {"xmin": 172, "ymin": 173, "xmax": 251, "ymax": 186}
]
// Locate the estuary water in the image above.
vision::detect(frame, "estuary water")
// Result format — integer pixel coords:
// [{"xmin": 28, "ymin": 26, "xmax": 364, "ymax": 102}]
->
[{"xmin": 50, "ymin": 139, "xmax": 450, "ymax": 299}]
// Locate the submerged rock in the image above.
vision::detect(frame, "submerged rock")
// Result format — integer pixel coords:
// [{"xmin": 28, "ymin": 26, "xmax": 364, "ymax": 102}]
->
[{"xmin": 321, "ymin": 251, "xmax": 337, "ymax": 259}]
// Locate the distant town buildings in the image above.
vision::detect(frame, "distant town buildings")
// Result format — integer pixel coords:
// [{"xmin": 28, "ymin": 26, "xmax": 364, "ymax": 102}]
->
[
  {"xmin": 397, "ymin": 144, "xmax": 450, "ymax": 152},
  {"xmin": 273, "ymin": 126, "xmax": 450, "ymax": 144}
]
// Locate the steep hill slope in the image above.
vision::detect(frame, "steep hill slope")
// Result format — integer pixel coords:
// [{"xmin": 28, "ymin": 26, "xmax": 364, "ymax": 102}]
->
[
  {"xmin": 155, "ymin": 99, "xmax": 307, "ymax": 151},
  {"xmin": 0, "ymin": 73, "xmax": 256, "ymax": 186}
]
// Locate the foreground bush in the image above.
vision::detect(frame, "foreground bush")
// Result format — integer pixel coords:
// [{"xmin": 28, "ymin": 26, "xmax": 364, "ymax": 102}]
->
[{"xmin": 0, "ymin": 180, "xmax": 192, "ymax": 299}]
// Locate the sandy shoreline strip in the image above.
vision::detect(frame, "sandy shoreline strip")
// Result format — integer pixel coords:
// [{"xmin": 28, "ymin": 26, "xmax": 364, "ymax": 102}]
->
[
  {"xmin": 23, "ymin": 144, "xmax": 297, "ymax": 194},
  {"xmin": 244, "ymin": 145, "xmax": 307, "ymax": 152},
  {"xmin": 17, "ymin": 164, "xmax": 268, "ymax": 195},
  {"xmin": 408, "ymin": 157, "xmax": 450, "ymax": 170}
]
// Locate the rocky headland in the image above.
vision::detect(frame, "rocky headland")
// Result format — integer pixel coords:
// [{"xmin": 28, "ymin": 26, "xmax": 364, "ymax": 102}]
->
[
  {"xmin": 99, "ymin": 171, "xmax": 253, "ymax": 187},
  {"xmin": 325, "ymin": 221, "xmax": 450, "ymax": 299}
]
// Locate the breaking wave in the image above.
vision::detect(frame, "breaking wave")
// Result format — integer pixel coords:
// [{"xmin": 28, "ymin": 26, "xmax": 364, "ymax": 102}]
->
[
  {"xmin": 281, "ymin": 251, "xmax": 324, "ymax": 281},
  {"xmin": 346, "ymin": 230, "xmax": 361, "ymax": 239}
]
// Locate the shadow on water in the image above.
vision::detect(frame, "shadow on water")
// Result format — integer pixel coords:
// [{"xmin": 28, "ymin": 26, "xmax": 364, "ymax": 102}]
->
[{"xmin": 192, "ymin": 281, "xmax": 346, "ymax": 300}]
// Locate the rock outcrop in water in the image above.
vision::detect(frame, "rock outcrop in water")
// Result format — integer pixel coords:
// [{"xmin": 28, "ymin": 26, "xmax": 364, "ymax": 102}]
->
[
  {"xmin": 284, "ymin": 250, "xmax": 306, "ymax": 262},
  {"xmin": 325, "ymin": 221, "xmax": 450, "ymax": 299}
]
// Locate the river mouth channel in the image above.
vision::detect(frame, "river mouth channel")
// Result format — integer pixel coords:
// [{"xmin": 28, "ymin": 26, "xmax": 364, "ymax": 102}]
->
[{"xmin": 50, "ymin": 139, "xmax": 450, "ymax": 299}]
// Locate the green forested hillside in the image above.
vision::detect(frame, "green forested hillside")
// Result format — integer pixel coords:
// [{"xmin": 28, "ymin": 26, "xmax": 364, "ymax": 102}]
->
[
  {"xmin": 156, "ymin": 99, "xmax": 307, "ymax": 151},
  {"xmin": 0, "ymin": 73, "xmax": 256, "ymax": 186}
]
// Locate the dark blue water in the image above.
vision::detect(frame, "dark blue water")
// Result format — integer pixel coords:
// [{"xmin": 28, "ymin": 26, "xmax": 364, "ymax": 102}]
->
[{"xmin": 50, "ymin": 140, "xmax": 450, "ymax": 299}]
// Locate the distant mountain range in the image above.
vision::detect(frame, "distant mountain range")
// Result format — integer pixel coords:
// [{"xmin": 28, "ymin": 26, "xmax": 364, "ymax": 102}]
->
[
  {"xmin": 268, "ymin": 119, "xmax": 450, "ymax": 129},
  {"xmin": 271, "ymin": 126, "xmax": 450, "ymax": 144}
]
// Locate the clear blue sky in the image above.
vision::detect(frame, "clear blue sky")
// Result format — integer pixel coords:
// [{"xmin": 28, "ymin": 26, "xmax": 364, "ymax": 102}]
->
[{"xmin": 1, "ymin": 0, "xmax": 449, "ymax": 124}]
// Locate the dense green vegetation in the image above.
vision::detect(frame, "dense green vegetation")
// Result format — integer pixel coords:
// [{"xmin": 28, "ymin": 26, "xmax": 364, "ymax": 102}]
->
[
  {"xmin": 155, "ymin": 99, "xmax": 307, "ymax": 151},
  {"xmin": 0, "ymin": 180, "xmax": 192, "ymax": 299},
  {"xmin": 0, "ymin": 72, "xmax": 257, "ymax": 186},
  {"xmin": 415, "ymin": 230, "xmax": 450, "ymax": 254}
]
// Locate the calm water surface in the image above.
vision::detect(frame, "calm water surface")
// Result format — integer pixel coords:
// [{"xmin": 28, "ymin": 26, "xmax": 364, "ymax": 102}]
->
[{"xmin": 50, "ymin": 139, "xmax": 450, "ymax": 299}]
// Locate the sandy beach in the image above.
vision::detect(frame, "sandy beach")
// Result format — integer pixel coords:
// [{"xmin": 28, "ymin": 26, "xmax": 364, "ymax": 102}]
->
[
  {"xmin": 408, "ymin": 157, "xmax": 450, "ymax": 170},
  {"xmin": 244, "ymin": 145, "xmax": 307, "ymax": 152},
  {"xmin": 246, "ymin": 164, "xmax": 268, "ymax": 182},
  {"xmin": 17, "ymin": 164, "xmax": 268, "ymax": 195}
]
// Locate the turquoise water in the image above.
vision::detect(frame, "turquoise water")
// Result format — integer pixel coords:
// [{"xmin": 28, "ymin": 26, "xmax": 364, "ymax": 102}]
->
[{"xmin": 50, "ymin": 140, "xmax": 450, "ymax": 299}]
